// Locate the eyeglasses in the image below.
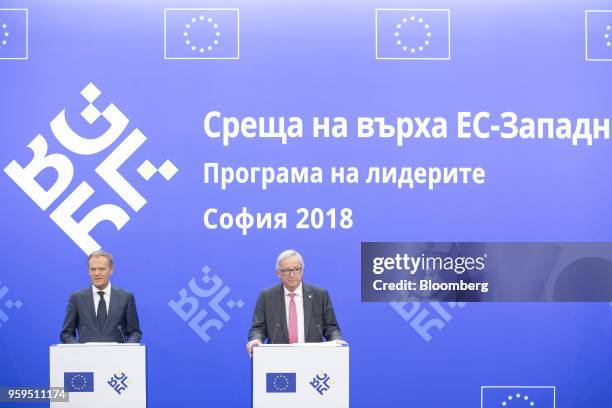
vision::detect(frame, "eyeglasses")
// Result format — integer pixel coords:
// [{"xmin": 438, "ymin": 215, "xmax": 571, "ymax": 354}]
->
[{"xmin": 279, "ymin": 267, "xmax": 303, "ymax": 276}]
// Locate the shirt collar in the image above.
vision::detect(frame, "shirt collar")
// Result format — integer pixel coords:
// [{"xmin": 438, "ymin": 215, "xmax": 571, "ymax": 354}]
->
[
  {"xmin": 92, "ymin": 282, "xmax": 111, "ymax": 296},
  {"xmin": 284, "ymin": 283, "xmax": 303, "ymax": 297}
]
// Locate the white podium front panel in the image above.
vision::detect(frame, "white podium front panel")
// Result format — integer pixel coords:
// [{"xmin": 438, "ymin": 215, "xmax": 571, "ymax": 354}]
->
[
  {"xmin": 252, "ymin": 344, "xmax": 349, "ymax": 408},
  {"xmin": 50, "ymin": 343, "xmax": 146, "ymax": 408}
]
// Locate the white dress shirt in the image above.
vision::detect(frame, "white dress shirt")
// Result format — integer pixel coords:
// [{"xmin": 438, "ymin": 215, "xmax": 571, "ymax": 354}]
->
[
  {"xmin": 284, "ymin": 283, "xmax": 305, "ymax": 343},
  {"xmin": 92, "ymin": 282, "xmax": 111, "ymax": 315}
]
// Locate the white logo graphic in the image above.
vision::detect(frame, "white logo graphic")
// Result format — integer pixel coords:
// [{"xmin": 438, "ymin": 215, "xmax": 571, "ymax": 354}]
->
[
  {"xmin": 390, "ymin": 300, "xmax": 466, "ymax": 342},
  {"xmin": 0, "ymin": 282, "xmax": 23, "ymax": 328},
  {"xmin": 4, "ymin": 83, "xmax": 178, "ymax": 254},
  {"xmin": 169, "ymin": 265, "xmax": 244, "ymax": 343}
]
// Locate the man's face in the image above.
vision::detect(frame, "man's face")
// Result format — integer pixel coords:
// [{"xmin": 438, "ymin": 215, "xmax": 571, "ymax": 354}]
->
[
  {"xmin": 276, "ymin": 255, "xmax": 303, "ymax": 292},
  {"xmin": 88, "ymin": 256, "xmax": 113, "ymax": 290}
]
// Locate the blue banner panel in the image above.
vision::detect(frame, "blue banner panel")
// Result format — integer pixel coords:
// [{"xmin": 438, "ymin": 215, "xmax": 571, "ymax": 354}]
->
[{"xmin": 1, "ymin": 0, "xmax": 612, "ymax": 407}]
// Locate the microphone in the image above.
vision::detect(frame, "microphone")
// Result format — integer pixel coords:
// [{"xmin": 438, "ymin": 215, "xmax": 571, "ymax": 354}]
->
[
  {"xmin": 270, "ymin": 322, "xmax": 281, "ymax": 344},
  {"xmin": 117, "ymin": 325, "xmax": 127, "ymax": 343},
  {"xmin": 316, "ymin": 324, "xmax": 324, "ymax": 342}
]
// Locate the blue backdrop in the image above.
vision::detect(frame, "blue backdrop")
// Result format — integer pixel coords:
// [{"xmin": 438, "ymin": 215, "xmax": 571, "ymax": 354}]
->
[{"xmin": 1, "ymin": 0, "xmax": 612, "ymax": 407}]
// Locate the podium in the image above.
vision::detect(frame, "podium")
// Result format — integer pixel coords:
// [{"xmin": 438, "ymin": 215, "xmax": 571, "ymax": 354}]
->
[
  {"xmin": 49, "ymin": 343, "xmax": 146, "ymax": 408},
  {"xmin": 252, "ymin": 343, "xmax": 349, "ymax": 408}
]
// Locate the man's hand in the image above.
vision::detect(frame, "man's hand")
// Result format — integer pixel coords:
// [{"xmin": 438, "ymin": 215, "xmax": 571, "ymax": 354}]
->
[
  {"xmin": 246, "ymin": 339, "xmax": 262, "ymax": 358},
  {"xmin": 335, "ymin": 339, "xmax": 348, "ymax": 346}
]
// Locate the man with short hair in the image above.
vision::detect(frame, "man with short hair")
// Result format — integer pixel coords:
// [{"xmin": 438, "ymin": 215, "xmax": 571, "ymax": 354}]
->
[
  {"xmin": 246, "ymin": 249, "xmax": 345, "ymax": 357},
  {"xmin": 60, "ymin": 251, "xmax": 142, "ymax": 343}
]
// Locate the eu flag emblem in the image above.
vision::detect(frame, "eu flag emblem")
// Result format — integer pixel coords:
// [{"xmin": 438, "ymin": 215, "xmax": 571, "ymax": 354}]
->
[
  {"xmin": 376, "ymin": 9, "xmax": 451, "ymax": 60},
  {"xmin": 164, "ymin": 8, "xmax": 239, "ymax": 59},
  {"xmin": 266, "ymin": 373, "xmax": 296, "ymax": 393},
  {"xmin": 482, "ymin": 386, "xmax": 555, "ymax": 408},
  {"xmin": 585, "ymin": 10, "xmax": 612, "ymax": 61},
  {"xmin": 64, "ymin": 372, "xmax": 94, "ymax": 392},
  {"xmin": 0, "ymin": 8, "xmax": 28, "ymax": 60}
]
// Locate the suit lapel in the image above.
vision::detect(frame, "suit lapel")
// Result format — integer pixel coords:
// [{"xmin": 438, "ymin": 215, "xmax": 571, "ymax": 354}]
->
[
  {"xmin": 303, "ymin": 284, "xmax": 313, "ymax": 340},
  {"xmin": 103, "ymin": 287, "xmax": 119, "ymax": 333},
  {"xmin": 86, "ymin": 287, "xmax": 100, "ymax": 330},
  {"xmin": 277, "ymin": 285, "xmax": 289, "ymax": 342}
]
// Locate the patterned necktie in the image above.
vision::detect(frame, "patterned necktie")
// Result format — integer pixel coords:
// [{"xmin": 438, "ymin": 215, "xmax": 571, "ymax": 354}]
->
[
  {"xmin": 97, "ymin": 291, "xmax": 107, "ymax": 328},
  {"xmin": 288, "ymin": 293, "xmax": 298, "ymax": 344}
]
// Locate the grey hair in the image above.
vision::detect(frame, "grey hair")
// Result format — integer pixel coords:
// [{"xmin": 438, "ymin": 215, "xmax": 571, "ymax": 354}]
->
[
  {"xmin": 88, "ymin": 250, "xmax": 114, "ymax": 268},
  {"xmin": 275, "ymin": 249, "xmax": 304, "ymax": 271}
]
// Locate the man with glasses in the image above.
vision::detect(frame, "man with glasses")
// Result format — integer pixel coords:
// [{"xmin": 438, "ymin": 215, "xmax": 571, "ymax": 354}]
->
[{"xmin": 246, "ymin": 249, "xmax": 345, "ymax": 357}]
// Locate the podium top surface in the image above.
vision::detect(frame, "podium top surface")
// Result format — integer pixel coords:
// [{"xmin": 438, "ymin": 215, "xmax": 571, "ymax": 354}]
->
[
  {"xmin": 51, "ymin": 343, "xmax": 144, "ymax": 348},
  {"xmin": 257, "ymin": 342, "xmax": 348, "ymax": 349}
]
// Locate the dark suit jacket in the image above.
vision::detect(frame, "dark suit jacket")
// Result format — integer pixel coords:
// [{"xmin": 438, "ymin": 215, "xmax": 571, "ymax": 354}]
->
[
  {"xmin": 60, "ymin": 286, "xmax": 142, "ymax": 343},
  {"xmin": 248, "ymin": 283, "xmax": 342, "ymax": 343}
]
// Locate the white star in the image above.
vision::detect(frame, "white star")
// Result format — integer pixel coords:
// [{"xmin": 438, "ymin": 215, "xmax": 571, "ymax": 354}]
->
[
  {"xmin": 396, "ymin": 40, "xmax": 401, "ymax": 45},
  {"xmin": 418, "ymin": 46, "xmax": 423, "ymax": 51},
  {"xmin": 508, "ymin": 395, "xmax": 513, "ymax": 400},
  {"xmin": 524, "ymin": 396, "xmax": 529, "ymax": 400},
  {"xmin": 185, "ymin": 40, "xmax": 190, "ymax": 45},
  {"xmin": 402, "ymin": 18, "xmax": 407, "ymax": 23},
  {"xmin": 213, "ymin": 40, "xmax": 219, "ymax": 45},
  {"xmin": 530, "ymin": 402, "xmax": 535, "ymax": 407},
  {"xmin": 410, "ymin": 16, "xmax": 416, "ymax": 21},
  {"xmin": 200, "ymin": 48, "xmax": 204, "ymax": 53},
  {"xmin": 1, "ymin": 24, "xmax": 6, "ymax": 29},
  {"xmin": 208, "ymin": 17, "xmax": 212, "ymax": 22},
  {"xmin": 213, "ymin": 24, "xmax": 218, "ymax": 28},
  {"xmin": 410, "ymin": 48, "xmax": 415, "ymax": 53},
  {"xmin": 4, "ymin": 32, "xmax": 8, "ymax": 37},
  {"xmin": 426, "ymin": 32, "xmax": 431, "ymax": 37},
  {"xmin": 607, "ymin": 25, "xmax": 611, "ymax": 31},
  {"xmin": 607, "ymin": 41, "xmax": 611, "ymax": 47},
  {"xmin": 605, "ymin": 33, "xmax": 609, "ymax": 38},
  {"xmin": 191, "ymin": 17, "xmax": 196, "ymax": 23},
  {"xmin": 516, "ymin": 393, "xmax": 521, "ymax": 398},
  {"xmin": 396, "ymin": 24, "xmax": 401, "ymax": 29},
  {"xmin": 402, "ymin": 46, "xmax": 407, "ymax": 51},
  {"xmin": 199, "ymin": 16, "xmax": 204, "ymax": 21},
  {"xmin": 394, "ymin": 32, "xmax": 399, "ymax": 37},
  {"xmin": 424, "ymin": 24, "xmax": 429, "ymax": 29},
  {"xmin": 425, "ymin": 40, "xmax": 430, "ymax": 45},
  {"xmin": 208, "ymin": 46, "xmax": 212, "ymax": 50},
  {"xmin": 183, "ymin": 32, "xmax": 188, "ymax": 37},
  {"xmin": 1, "ymin": 40, "xmax": 5, "ymax": 45},
  {"xmin": 418, "ymin": 18, "xmax": 423, "ymax": 23},
  {"xmin": 185, "ymin": 24, "xmax": 191, "ymax": 29},
  {"xmin": 502, "ymin": 402, "xmax": 507, "ymax": 407},
  {"xmin": 215, "ymin": 32, "xmax": 221, "ymax": 37},
  {"xmin": 191, "ymin": 46, "xmax": 196, "ymax": 50}
]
